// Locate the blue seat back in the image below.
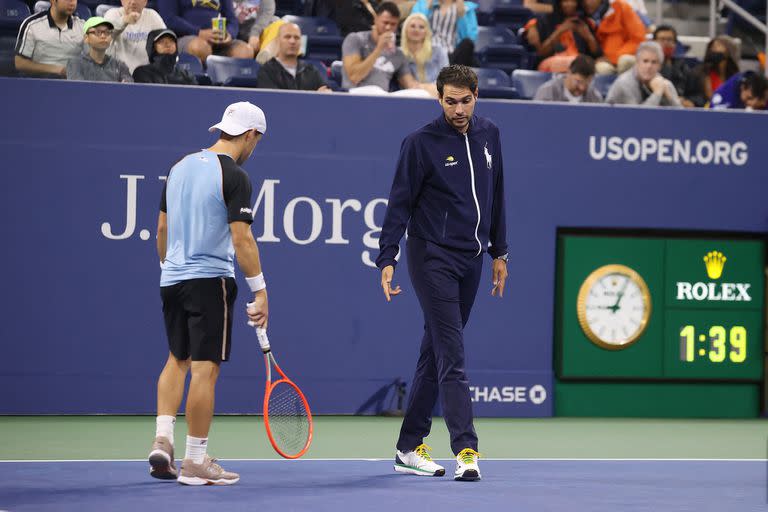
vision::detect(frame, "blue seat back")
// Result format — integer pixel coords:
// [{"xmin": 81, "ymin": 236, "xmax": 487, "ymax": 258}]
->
[
  {"xmin": 511, "ymin": 69, "xmax": 551, "ymax": 99},
  {"xmin": 475, "ymin": 25, "xmax": 517, "ymax": 51},
  {"xmin": 282, "ymin": 15, "xmax": 340, "ymax": 37},
  {"xmin": 0, "ymin": 0, "xmax": 30, "ymax": 31},
  {"xmin": 475, "ymin": 67, "xmax": 512, "ymax": 88},
  {"xmin": 592, "ymin": 73, "xmax": 616, "ymax": 98},
  {"xmin": 206, "ymin": 55, "xmax": 260, "ymax": 87}
]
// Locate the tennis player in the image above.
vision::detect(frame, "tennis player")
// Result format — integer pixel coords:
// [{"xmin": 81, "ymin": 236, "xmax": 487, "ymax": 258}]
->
[
  {"xmin": 148, "ymin": 101, "xmax": 269, "ymax": 486},
  {"xmin": 376, "ymin": 65, "xmax": 508, "ymax": 481}
]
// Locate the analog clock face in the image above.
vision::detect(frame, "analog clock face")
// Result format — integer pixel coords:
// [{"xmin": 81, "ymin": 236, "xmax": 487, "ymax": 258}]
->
[{"xmin": 576, "ymin": 264, "xmax": 652, "ymax": 350}]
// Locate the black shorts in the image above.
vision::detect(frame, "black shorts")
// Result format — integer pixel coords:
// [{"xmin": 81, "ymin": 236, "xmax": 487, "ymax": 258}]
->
[{"xmin": 160, "ymin": 277, "xmax": 238, "ymax": 363}]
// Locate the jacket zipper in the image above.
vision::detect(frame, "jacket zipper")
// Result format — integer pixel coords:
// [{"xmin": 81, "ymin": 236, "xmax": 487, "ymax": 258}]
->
[{"xmin": 463, "ymin": 133, "xmax": 482, "ymax": 257}]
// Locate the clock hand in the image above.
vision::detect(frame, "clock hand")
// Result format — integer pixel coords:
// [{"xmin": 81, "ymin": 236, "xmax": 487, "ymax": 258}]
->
[{"xmin": 610, "ymin": 277, "xmax": 631, "ymax": 313}]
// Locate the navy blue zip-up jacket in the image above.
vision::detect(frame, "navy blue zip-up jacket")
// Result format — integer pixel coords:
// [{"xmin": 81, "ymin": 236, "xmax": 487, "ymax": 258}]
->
[{"xmin": 376, "ymin": 114, "xmax": 507, "ymax": 269}]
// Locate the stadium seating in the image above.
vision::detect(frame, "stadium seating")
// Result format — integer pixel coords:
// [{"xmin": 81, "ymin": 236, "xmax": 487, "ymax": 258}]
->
[
  {"xmin": 0, "ymin": 34, "xmax": 16, "ymax": 76},
  {"xmin": 95, "ymin": 4, "xmax": 113, "ymax": 17},
  {"xmin": 474, "ymin": 67, "xmax": 519, "ymax": 99},
  {"xmin": 282, "ymin": 15, "xmax": 343, "ymax": 63},
  {"xmin": 511, "ymin": 69, "xmax": 551, "ymax": 100},
  {"xmin": 34, "ymin": 0, "xmax": 91, "ymax": 19},
  {"xmin": 491, "ymin": 0, "xmax": 534, "ymax": 32},
  {"xmin": 177, "ymin": 52, "xmax": 211, "ymax": 85},
  {"xmin": 0, "ymin": 0, "xmax": 29, "ymax": 33},
  {"xmin": 592, "ymin": 73, "xmax": 617, "ymax": 97},
  {"xmin": 206, "ymin": 55, "xmax": 260, "ymax": 87},
  {"xmin": 330, "ymin": 59, "xmax": 342, "ymax": 85},
  {"xmin": 476, "ymin": 30, "xmax": 529, "ymax": 73}
]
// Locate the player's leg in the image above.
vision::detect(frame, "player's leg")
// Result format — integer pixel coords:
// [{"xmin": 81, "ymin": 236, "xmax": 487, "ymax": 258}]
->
[
  {"xmin": 394, "ymin": 325, "xmax": 445, "ymax": 476},
  {"xmin": 451, "ymin": 254, "xmax": 484, "ymax": 481},
  {"xmin": 149, "ymin": 283, "xmax": 190, "ymax": 480},
  {"xmin": 178, "ymin": 277, "xmax": 240, "ymax": 486}
]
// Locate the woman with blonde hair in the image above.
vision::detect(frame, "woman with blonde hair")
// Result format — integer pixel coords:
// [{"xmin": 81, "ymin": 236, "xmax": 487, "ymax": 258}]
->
[{"xmin": 400, "ymin": 12, "xmax": 449, "ymax": 83}]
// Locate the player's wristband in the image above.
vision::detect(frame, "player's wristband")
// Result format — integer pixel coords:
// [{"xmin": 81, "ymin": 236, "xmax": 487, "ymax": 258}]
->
[{"xmin": 246, "ymin": 273, "xmax": 266, "ymax": 292}]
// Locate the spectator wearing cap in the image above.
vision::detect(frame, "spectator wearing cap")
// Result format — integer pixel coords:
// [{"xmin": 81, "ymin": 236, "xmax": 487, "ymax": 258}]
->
[
  {"xmin": 534, "ymin": 54, "xmax": 603, "ymax": 102},
  {"xmin": 67, "ymin": 17, "xmax": 133, "ymax": 82},
  {"xmin": 710, "ymin": 71, "xmax": 768, "ymax": 111},
  {"xmin": 104, "ymin": 0, "xmax": 166, "ymax": 73},
  {"xmin": 605, "ymin": 41, "xmax": 681, "ymax": 107},
  {"xmin": 15, "ymin": 0, "xmax": 85, "ymax": 77},
  {"xmin": 133, "ymin": 28, "xmax": 197, "ymax": 84},
  {"xmin": 256, "ymin": 23, "xmax": 330, "ymax": 92},
  {"xmin": 158, "ymin": 0, "xmax": 254, "ymax": 63}
]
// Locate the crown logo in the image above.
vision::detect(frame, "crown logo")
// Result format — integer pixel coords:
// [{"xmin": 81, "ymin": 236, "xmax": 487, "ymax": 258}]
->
[
  {"xmin": 703, "ymin": 251, "xmax": 726, "ymax": 279},
  {"xmin": 446, "ymin": 156, "xmax": 455, "ymax": 162}
]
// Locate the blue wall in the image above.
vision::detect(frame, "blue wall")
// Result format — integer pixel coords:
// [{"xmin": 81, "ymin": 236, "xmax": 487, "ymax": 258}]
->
[{"xmin": 0, "ymin": 78, "xmax": 766, "ymax": 416}]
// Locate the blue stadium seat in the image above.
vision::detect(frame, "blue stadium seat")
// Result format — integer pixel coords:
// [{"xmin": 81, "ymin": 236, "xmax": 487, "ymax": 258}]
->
[
  {"xmin": 177, "ymin": 52, "xmax": 211, "ymax": 85},
  {"xmin": 206, "ymin": 55, "xmax": 260, "ymax": 87},
  {"xmin": 592, "ymin": 73, "xmax": 616, "ymax": 98},
  {"xmin": 511, "ymin": 69, "xmax": 551, "ymax": 100},
  {"xmin": 0, "ymin": 0, "xmax": 29, "ymax": 33},
  {"xmin": 492, "ymin": 0, "xmax": 534, "ymax": 32},
  {"xmin": 475, "ymin": 0, "xmax": 496, "ymax": 25},
  {"xmin": 474, "ymin": 67, "xmax": 519, "ymax": 99},
  {"xmin": 475, "ymin": 27, "xmax": 529, "ymax": 73},
  {"xmin": 330, "ymin": 59, "xmax": 342, "ymax": 84},
  {"xmin": 0, "ymin": 34, "xmax": 17, "ymax": 76},
  {"xmin": 282, "ymin": 15, "xmax": 343, "ymax": 63},
  {"xmin": 95, "ymin": 4, "xmax": 114, "ymax": 17},
  {"xmin": 276, "ymin": 0, "xmax": 303, "ymax": 16}
]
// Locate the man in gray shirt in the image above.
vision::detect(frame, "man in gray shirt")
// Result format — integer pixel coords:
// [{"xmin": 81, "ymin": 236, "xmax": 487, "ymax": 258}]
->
[
  {"xmin": 67, "ymin": 16, "xmax": 132, "ymax": 82},
  {"xmin": 605, "ymin": 41, "xmax": 682, "ymax": 107},
  {"xmin": 341, "ymin": 1, "xmax": 432, "ymax": 95},
  {"xmin": 534, "ymin": 55, "xmax": 603, "ymax": 103}
]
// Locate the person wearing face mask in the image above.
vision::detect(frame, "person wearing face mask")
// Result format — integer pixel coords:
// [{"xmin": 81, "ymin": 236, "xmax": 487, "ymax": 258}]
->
[
  {"xmin": 696, "ymin": 35, "xmax": 740, "ymax": 103},
  {"xmin": 132, "ymin": 29, "xmax": 197, "ymax": 84},
  {"xmin": 652, "ymin": 24, "xmax": 706, "ymax": 107}
]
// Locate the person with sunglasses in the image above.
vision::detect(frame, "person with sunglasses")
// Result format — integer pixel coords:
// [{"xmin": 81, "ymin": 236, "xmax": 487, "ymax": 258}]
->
[{"xmin": 67, "ymin": 17, "xmax": 132, "ymax": 82}]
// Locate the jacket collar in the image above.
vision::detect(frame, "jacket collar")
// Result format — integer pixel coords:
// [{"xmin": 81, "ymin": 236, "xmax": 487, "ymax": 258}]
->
[
  {"xmin": 47, "ymin": 9, "xmax": 74, "ymax": 29},
  {"xmin": 436, "ymin": 113, "xmax": 477, "ymax": 136}
]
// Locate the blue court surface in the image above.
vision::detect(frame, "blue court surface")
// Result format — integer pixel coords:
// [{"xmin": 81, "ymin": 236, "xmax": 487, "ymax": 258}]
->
[{"xmin": 0, "ymin": 459, "xmax": 765, "ymax": 511}]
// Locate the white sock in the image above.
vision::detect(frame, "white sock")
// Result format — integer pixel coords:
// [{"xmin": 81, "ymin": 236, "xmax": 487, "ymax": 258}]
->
[
  {"xmin": 185, "ymin": 435, "xmax": 208, "ymax": 464},
  {"xmin": 155, "ymin": 415, "xmax": 176, "ymax": 445}
]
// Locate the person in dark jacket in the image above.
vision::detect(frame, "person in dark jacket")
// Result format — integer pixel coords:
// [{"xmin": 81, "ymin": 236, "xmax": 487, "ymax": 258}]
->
[
  {"xmin": 133, "ymin": 28, "xmax": 197, "ymax": 84},
  {"xmin": 376, "ymin": 65, "xmax": 508, "ymax": 482},
  {"xmin": 256, "ymin": 23, "xmax": 330, "ymax": 91}
]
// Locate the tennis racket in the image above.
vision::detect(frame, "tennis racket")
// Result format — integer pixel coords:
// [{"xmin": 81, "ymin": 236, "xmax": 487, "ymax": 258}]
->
[{"xmin": 247, "ymin": 315, "xmax": 313, "ymax": 459}]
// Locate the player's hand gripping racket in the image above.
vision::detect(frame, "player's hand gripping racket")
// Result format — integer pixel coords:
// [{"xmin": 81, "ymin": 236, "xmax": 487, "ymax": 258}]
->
[{"xmin": 247, "ymin": 308, "xmax": 313, "ymax": 459}]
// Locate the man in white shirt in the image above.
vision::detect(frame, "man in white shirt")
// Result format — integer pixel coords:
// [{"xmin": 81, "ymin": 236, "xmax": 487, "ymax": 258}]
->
[
  {"xmin": 15, "ymin": 0, "xmax": 84, "ymax": 77},
  {"xmin": 104, "ymin": 0, "xmax": 166, "ymax": 73}
]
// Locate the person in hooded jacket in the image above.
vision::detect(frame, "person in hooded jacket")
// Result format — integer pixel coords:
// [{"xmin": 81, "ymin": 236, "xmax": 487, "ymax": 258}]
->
[{"xmin": 133, "ymin": 28, "xmax": 197, "ymax": 84}]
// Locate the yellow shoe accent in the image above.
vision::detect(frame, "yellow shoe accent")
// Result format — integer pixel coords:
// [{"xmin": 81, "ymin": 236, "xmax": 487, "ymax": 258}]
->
[
  {"xmin": 457, "ymin": 448, "xmax": 481, "ymax": 464},
  {"xmin": 414, "ymin": 444, "xmax": 434, "ymax": 461}
]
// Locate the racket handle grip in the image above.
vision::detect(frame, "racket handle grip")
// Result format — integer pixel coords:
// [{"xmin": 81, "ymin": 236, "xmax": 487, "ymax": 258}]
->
[{"xmin": 246, "ymin": 302, "xmax": 271, "ymax": 352}]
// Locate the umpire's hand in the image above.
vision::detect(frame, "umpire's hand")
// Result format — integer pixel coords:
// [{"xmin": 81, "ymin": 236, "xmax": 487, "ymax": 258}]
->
[
  {"xmin": 380, "ymin": 265, "xmax": 402, "ymax": 302},
  {"xmin": 491, "ymin": 259, "xmax": 508, "ymax": 298}
]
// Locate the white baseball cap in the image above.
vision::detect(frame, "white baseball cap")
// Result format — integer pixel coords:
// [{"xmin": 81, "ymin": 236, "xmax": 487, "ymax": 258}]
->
[{"xmin": 208, "ymin": 101, "xmax": 267, "ymax": 136}]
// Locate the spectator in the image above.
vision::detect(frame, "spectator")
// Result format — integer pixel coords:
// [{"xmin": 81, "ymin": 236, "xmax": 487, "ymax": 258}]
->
[
  {"xmin": 256, "ymin": 23, "xmax": 330, "ymax": 91},
  {"xmin": 411, "ymin": 0, "xmax": 478, "ymax": 66},
  {"xmin": 697, "ymin": 36, "xmax": 740, "ymax": 103},
  {"xmin": 132, "ymin": 28, "xmax": 197, "ymax": 84},
  {"xmin": 400, "ymin": 12, "xmax": 448, "ymax": 83},
  {"xmin": 341, "ymin": 2, "xmax": 433, "ymax": 96},
  {"xmin": 232, "ymin": 0, "xmax": 278, "ymax": 52},
  {"xmin": 104, "ymin": 0, "xmax": 166, "ymax": 73},
  {"xmin": 333, "ymin": 0, "xmax": 380, "ymax": 37},
  {"xmin": 534, "ymin": 54, "xmax": 603, "ymax": 102},
  {"xmin": 524, "ymin": 0, "xmax": 554, "ymax": 15},
  {"xmin": 605, "ymin": 41, "xmax": 681, "ymax": 106},
  {"xmin": 14, "ymin": 0, "xmax": 85, "ymax": 78},
  {"xmin": 710, "ymin": 71, "xmax": 768, "ymax": 111},
  {"xmin": 582, "ymin": 0, "xmax": 645, "ymax": 75},
  {"xmin": 652, "ymin": 24, "xmax": 705, "ymax": 107},
  {"xmin": 67, "ymin": 17, "xmax": 133, "ymax": 82},
  {"xmin": 158, "ymin": 0, "xmax": 254, "ymax": 62},
  {"xmin": 523, "ymin": 0, "xmax": 600, "ymax": 73}
]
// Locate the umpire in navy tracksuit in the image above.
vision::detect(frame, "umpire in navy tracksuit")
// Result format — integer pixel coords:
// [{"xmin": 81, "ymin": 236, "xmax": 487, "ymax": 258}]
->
[{"xmin": 376, "ymin": 65, "xmax": 508, "ymax": 481}]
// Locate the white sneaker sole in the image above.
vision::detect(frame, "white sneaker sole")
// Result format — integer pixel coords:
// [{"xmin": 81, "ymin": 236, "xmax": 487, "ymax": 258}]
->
[
  {"xmin": 177, "ymin": 475, "xmax": 240, "ymax": 486},
  {"xmin": 394, "ymin": 464, "xmax": 445, "ymax": 477}
]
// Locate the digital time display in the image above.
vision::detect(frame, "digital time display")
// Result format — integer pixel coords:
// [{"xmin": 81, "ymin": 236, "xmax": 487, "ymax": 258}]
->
[{"xmin": 679, "ymin": 324, "xmax": 747, "ymax": 363}]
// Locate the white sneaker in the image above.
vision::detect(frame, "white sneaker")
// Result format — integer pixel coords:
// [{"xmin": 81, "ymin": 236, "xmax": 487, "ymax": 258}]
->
[
  {"xmin": 454, "ymin": 448, "xmax": 481, "ymax": 481},
  {"xmin": 394, "ymin": 444, "xmax": 445, "ymax": 476}
]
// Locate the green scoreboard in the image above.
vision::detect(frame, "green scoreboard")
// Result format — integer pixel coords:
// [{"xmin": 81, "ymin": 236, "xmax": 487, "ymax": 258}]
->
[{"xmin": 555, "ymin": 235, "xmax": 765, "ymax": 418}]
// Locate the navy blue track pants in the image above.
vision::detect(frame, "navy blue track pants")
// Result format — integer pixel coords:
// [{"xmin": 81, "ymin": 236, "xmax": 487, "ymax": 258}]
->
[{"xmin": 396, "ymin": 236, "xmax": 483, "ymax": 455}]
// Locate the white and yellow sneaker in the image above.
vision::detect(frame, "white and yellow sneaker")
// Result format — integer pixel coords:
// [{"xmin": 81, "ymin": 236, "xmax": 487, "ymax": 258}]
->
[
  {"xmin": 394, "ymin": 444, "xmax": 445, "ymax": 476},
  {"xmin": 454, "ymin": 448, "xmax": 481, "ymax": 481}
]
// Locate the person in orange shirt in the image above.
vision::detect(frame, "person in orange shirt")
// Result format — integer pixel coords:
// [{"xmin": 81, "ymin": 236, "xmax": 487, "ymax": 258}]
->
[
  {"xmin": 583, "ymin": 0, "xmax": 646, "ymax": 74},
  {"xmin": 524, "ymin": 0, "xmax": 601, "ymax": 73}
]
